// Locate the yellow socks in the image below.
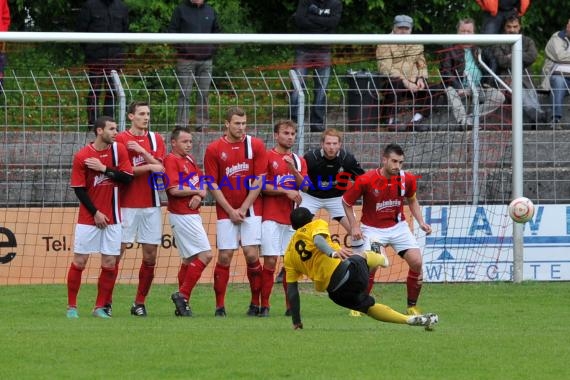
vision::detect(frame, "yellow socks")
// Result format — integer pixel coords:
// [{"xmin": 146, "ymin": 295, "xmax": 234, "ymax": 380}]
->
[{"xmin": 366, "ymin": 303, "xmax": 408, "ymax": 324}]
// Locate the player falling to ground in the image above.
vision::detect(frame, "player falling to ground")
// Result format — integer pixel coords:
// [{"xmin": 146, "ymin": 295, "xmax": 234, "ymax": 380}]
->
[
  {"xmin": 284, "ymin": 207, "xmax": 438, "ymax": 331},
  {"xmin": 164, "ymin": 127, "xmax": 213, "ymax": 317},
  {"xmin": 67, "ymin": 116, "xmax": 133, "ymax": 319},
  {"xmin": 204, "ymin": 106, "xmax": 268, "ymax": 317},
  {"xmin": 115, "ymin": 101, "xmax": 166, "ymax": 317},
  {"xmin": 343, "ymin": 143, "xmax": 432, "ymax": 315},
  {"xmin": 260, "ymin": 119, "xmax": 308, "ymax": 317}
]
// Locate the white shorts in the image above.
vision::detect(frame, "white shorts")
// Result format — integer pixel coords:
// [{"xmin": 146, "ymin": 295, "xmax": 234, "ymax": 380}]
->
[
  {"xmin": 359, "ymin": 221, "xmax": 419, "ymax": 256},
  {"xmin": 300, "ymin": 192, "xmax": 346, "ymax": 220},
  {"xmin": 261, "ymin": 220, "xmax": 294, "ymax": 256},
  {"xmin": 73, "ymin": 224, "xmax": 122, "ymax": 255},
  {"xmin": 169, "ymin": 213, "xmax": 211, "ymax": 259},
  {"xmin": 121, "ymin": 207, "xmax": 162, "ymax": 245},
  {"xmin": 217, "ymin": 216, "xmax": 262, "ymax": 250}
]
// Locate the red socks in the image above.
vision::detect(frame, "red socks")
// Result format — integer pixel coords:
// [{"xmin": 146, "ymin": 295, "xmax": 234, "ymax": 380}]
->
[
  {"xmin": 213, "ymin": 263, "xmax": 230, "ymax": 308},
  {"xmin": 406, "ymin": 269, "xmax": 423, "ymax": 306},
  {"xmin": 178, "ymin": 263, "xmax": 189, "ymax": 288},
  {"xmin": 135, "ymin": 261, "xmax": 155, "ymax": 305},
  {"xmin": 95, "ymin": 266, "xmax": 116, "ymax": 308},
  {"xmin": 67, "ymin": 263, "xmax": 84, "ymax": 308},
  {"xmin": 179, "ymin": 259, "xmax": 206, "ymax": 300},
  {"xmin": 246, "ymin": 260, "xmax": 262, "ymax": 306},
  {"xmin": 260, "ymin": 266, "xmax": 275, "ymax": 308}
]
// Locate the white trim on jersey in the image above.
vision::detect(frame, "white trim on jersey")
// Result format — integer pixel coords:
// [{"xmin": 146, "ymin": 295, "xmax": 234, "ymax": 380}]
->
[
  {"xmin": 245, "ymin": 135, "xmax": 253, "ymax": 159},
  {"xmin": 148, "ymin": 131, "xmax": 157, "ymax": 152},
  {"xmin": 292, "ymin": 152, "xmax": 301, "ymax": 171}
]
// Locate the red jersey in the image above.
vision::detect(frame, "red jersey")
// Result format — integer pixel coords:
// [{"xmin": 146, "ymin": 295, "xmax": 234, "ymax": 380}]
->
[
  {"xmin": 116, "ymin": 130, "xmax": 165, "ymax": 208},
  {"xmin": 342, "ymin": 169, "xmax": 417, "ymax": 228},
  {"xmin": 163, "ymin": 152, "xmax": 202, "ymax": 215},
  {"xmin": 262, "ymin": 149, "xmax": 307, "ymax": 224},
  {"xmin": 70, "ymin": 142, "xmax": 133, "ymax": 225},
  {"xmin": 204, "ymin": 135, "xmax": 268, "ymax": 219}
]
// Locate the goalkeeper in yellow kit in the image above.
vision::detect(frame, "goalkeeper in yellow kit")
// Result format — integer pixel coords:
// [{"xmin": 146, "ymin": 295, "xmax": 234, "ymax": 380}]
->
[{"xmin": 284, "ymin": 207, "xmax": 438, "ymax": 331}]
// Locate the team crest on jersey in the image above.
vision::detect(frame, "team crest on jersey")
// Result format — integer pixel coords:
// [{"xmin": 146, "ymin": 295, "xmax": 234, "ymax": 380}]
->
[
  {"xmin": 272, "ymin": 160, "xmax": 279, "ymax": 169},
  {"xmin": 93, "ymin": 173, "xmax": 109, "ymax": 187},
  {"xmin": 338, "ymin": 166, "xmax": 344, "ymax": 173},
  {"xmin": 220, "ymin": 152, "xmax": 227, "ymax": 161}
]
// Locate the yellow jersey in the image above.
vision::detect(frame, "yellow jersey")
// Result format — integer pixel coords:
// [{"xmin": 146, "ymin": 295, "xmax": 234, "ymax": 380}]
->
[{"xmin": 284, "ymin": 219, "xmax": 342, "ymax": 292}]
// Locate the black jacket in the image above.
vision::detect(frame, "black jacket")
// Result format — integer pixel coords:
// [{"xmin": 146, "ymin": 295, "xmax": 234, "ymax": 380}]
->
[
  {"xmin": 439, "ymin": 45, "xmax": 499, "ymax": 89},
  {"xmin": 168, "ymin": 0, "xmax": 221, "ymax": 60},
  {"xmin": 294, "ymin": 0, "xmax": 342, "ymax": 52},
  {"xmin": 76, "ymin": 0, "xmax": 129, "ymax": 63},
  {"xmin": 303, "ymin": 148, "xmax": 364, "ymax": 199}
]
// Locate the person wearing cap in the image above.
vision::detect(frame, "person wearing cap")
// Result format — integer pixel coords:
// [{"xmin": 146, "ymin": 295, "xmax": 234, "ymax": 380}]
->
[
  {"xmin": 476, "ymin": 0, "xmax": 531, "ymax": 34},
  {"xmin": 283, "ymin": 207, "xmax": 439, "ymax": 331},
  {"xmin": 376, "ymin": 14, "xmax": 432, "ymax": 132}
]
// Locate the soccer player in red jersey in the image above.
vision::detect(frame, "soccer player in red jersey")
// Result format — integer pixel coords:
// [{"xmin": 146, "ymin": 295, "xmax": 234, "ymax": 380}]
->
[
  {"xmin": 342, "ymin": 143, "xmax": 432, "ymax": 316},
  {"xmin": 67, "ymin": 116, "xmax": 133, "ymax": 319},
  {"xmin": 164, "ymin": 126, "xmax": 212, "ymax": 317},
  {"xmin": 259, "ymin": 120, "xmax": 307, "ymax": 317},
  {"xmin": 115, "ymin": 101, "xmax": 166, "ymax": 317},
  {"xmin": 204, "ymin": 106, "xmax": 268, "ymax": 317}
]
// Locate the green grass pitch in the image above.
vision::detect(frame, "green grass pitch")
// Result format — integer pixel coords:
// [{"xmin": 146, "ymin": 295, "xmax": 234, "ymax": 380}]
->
[{"xmin": 1, "ymin": 282, "xmax": 569, "ymax": 379}]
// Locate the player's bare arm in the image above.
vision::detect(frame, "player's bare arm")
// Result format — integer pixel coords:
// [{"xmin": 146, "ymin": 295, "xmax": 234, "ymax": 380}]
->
[
  {"xmin": 407, "ymin": 194, "xmax": 432, "ymax": 235},
  {"xmin": 342, "ymin": 201, "xmax": 363, "ymax": 240},
  {"xmin": 126, "ymin": 141, "xmax": 162, "ymax": 165},
  {"xmin": 238, "ymin": 176, "xmax": 264, "ymax": 214}
]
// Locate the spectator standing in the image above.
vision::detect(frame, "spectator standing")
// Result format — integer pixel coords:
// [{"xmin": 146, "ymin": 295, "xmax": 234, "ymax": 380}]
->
[
  {"xmin": 541, "ymin": 18, "xmax": 570, "ymax": 126},
  {"xmin": 168, "ymin": 0, "xmax": 221, "ymax": 131},
  {"xmin": 476, "ymin": 0, "xmax": 531, "ymax": 34},
  {"xmin": 165, "ymin": 127, "xmax": 213, "ymax": 317},
  {"xmin": 76, "ymin": 0, "xmax": 129, "ymax": 129},
  {"xmin": 67, "ymin": 116, "xmax": 133, "ymax": 319},
  {"xmin": 260, "ymin": 120, "xmax": 307, "ymax": 317},
  {"xmin": 0, "ymin": 0, "xmax": 10, "ymax": 90},
  {"xmin": 204, "ymin": 106, "xmax": 268, "ymax": 317},
  {"xmin": 115, "ymin": 101, "xmax": 166, "ymax": 317},
  {"xmin": 439, "ymin": 18, "xmax": 505, "ymax": 128},
  {"xmin": 376, "ymin": 15, "xmax": 431, "ymax": 131},
  {"xmin": 342, "ymin": 144, "xmax": 432, "ymax": 316},
  {"xmin": 290, "ymin": 0, "xmax": 342, "ymax": 132}
]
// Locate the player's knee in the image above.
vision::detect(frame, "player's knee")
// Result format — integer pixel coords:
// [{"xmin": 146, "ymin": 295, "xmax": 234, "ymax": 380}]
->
[{"xmin": 199, "ymin": 250, "xmax": 213, "ymax": 264}]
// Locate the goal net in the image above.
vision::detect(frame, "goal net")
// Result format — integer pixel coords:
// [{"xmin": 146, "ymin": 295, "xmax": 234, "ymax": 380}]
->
[{"xmin": 1, "ymin": 32, "xmax": 552, "ymax": 287}]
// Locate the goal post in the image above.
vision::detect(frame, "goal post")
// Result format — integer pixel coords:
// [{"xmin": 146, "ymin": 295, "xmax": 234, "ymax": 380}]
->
[{"xmin": 0, "ymin": 31, "xmax": 527, "ymax": 284}]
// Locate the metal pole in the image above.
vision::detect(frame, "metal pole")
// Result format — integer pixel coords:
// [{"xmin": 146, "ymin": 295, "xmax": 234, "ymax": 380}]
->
[
  {"xmin": 290, "ymin": 69, "xmax": 305, "ymax": 155},
  {"xmin": 511, "ymin": 37, "xmax": 524, "ymax": 283},
  {"xmin": 110, "ymin": 70, "xmax": 126, "ymax": 131}
]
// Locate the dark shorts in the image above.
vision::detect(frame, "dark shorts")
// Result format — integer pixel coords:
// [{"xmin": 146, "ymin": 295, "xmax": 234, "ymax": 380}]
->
[{"xmin": 327, "ymin": 255, "xmax": 375, "ymax": 313}]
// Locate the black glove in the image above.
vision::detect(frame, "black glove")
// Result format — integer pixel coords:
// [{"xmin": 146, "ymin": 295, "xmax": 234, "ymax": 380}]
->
[{"xmin": 308, "ymin": 4, "xmax": 319, "ymax": 15}]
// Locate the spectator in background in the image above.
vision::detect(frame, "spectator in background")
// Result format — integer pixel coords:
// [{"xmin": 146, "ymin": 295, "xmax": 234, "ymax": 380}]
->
[
  {"xmin": 439, "ymin": 18, "xmax": 505, "ymax": 128},
  {"xmin": 76, "ymin": 0, "xmax": 129, "ymax": 130},
  {"xmin": 376, "ymin": 15, "xmax": 431, "ymax": 132},
  {"xmin": 168, "ymin": 0, "xmax": 221, "ymax": 132},
  {"xmin": 491, "ymin": 14, "xmax": 545, "ymax": 124},
  {"xmin": 541, "ymin": 18, "xmax": 570, "ymax": 126},
  {"xmin": 0, "ymin": 0, "xmax": 10, "ymax": 91},
  {"xmin": 476, "ymin": 0, "xmax": 531, "ymax": 34},
  {"xmin": 290, "ymin": 0, "xmax": 342, "ymax": 132}
]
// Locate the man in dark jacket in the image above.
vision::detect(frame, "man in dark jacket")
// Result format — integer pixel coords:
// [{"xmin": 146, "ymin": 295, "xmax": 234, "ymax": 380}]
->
[
  {"xmin": 290, "ymin": 0, "xmax": 342, "ymax": 132},
  {"xmin": 439, "ymin": 18, "xmax": 505, "ymax": 127},
  {"xmin": 76, "ymin": 0, "xmax": 129, "ymax": 129},
  {"xmin": 168, "ymin": 0, "xmax": 221, "ymax": 131},
  {"xmin": 476, "ymin": 0, "xmax": 531, "ymax": 34}
]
